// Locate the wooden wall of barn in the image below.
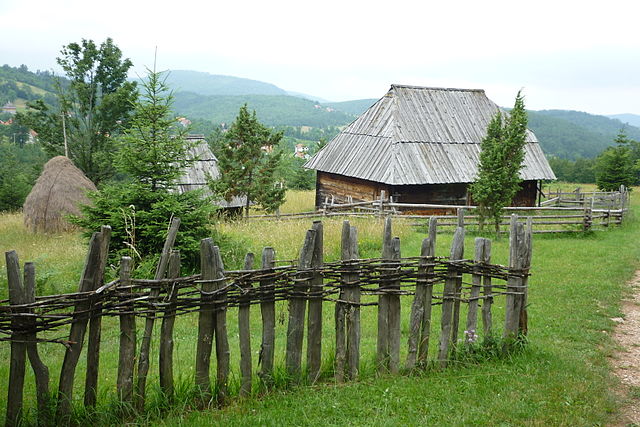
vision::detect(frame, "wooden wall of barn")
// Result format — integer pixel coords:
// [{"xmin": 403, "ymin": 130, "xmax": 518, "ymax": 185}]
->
[
  {"xmin": 316, "ymin": 172, "xmax": 539, "ymax": 210},
  {"xmin": 315, "ymin": 172, "xmax": 389, "ymax": 207}
]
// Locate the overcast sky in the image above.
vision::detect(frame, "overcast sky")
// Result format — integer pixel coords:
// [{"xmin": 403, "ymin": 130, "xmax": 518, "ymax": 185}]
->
[{"xmin": 2, "ymin": 0, "xmax": 639, "ymax": 115}]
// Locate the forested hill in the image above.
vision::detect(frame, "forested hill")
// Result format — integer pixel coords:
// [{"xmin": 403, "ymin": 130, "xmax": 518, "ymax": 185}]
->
[
  {"xmin": 528, "ymin": 110, "xmax": 640, "ymax": 159},
  {"xmin": 0, "ymin": 64, "xmax": 59, "ymax": 107},
  {"xmin": 172, "ymin": 92, "xmax": 354, "ymax": 127},
  {"xmin": 151, "ymin": 70, "xmax": 288, "ymax": 97}
]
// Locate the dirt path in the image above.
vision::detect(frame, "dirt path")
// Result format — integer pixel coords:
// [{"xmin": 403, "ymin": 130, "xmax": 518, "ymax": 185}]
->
[{"xmin": 611, "ymin": 271, "xmax": 640, "ymax": 426}]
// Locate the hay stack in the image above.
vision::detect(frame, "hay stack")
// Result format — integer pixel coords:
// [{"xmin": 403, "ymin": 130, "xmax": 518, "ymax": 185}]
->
[{"xmin": 23, "ymin": 156, "xmax": 97, "ymax": 233}]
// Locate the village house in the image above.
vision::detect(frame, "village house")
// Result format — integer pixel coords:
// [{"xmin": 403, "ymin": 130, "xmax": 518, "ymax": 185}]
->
[{"xmin": 304, "ymin": 85, "xmax": 556, "ymax": 211}]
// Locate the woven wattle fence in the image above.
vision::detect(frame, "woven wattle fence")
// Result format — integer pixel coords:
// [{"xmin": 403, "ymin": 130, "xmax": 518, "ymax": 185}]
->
[{"xmin": 1, "ymin": 215, "xmax": 532, "ymax": 426}]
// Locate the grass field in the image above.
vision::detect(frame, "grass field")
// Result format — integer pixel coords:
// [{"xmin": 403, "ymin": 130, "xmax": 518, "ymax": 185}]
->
[{"xmin": 1, "ymin": 187, "xmax": 639, "ymax": 425}]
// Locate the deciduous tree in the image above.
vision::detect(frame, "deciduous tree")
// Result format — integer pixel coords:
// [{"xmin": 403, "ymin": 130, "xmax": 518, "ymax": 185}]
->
[{"xmin": 17, "ymin": 38, "xmax": 137, "ymax": 183}]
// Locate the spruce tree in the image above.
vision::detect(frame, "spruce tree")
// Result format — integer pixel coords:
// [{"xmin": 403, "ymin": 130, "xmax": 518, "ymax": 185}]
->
[{"xmin": 596, "ymin": 129, "xmax": 635, "ymax": 191}]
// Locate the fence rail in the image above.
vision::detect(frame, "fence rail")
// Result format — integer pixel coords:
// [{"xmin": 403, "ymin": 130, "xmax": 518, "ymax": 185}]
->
[
  {"xmin": 2, "ymin": 216, "xmax": 532, "ymax": 425},
  {"xmin": 248, "ymin": 187, "xmax": 629, "ymax": 233}
]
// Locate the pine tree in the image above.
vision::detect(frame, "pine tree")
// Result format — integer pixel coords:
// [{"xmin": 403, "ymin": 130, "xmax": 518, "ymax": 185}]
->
[
  {"xmin": 596, "ymin": 129, "xmax": 635, "ymax": 191},
  {"xmin": 115, "ymin": 69, "xmax": 191, "ymax": 191},
  {"xmin": 72, "ymin": 69, "xmax": 213, "ymax": 269},
  {"xmin": 211, "ymin": 104, "xmax": 286, "ymax": 216},
  {"xmin": 471, "ymin": 91, "xmax": 528, "ymax": 233}
]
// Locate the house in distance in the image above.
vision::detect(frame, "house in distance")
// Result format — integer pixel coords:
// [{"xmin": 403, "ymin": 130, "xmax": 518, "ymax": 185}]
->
[{"xmin": 304, "ymin": 85, "xmax": 556, "ymax": 211}]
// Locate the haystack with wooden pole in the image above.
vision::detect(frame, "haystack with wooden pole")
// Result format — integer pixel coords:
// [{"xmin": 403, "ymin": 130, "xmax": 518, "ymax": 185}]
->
[{"xmin": 23, "ymin": 156, "xmax": 97, "ymax": 233}]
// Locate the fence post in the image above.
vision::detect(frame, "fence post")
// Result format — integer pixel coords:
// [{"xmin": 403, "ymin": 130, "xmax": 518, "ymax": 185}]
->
[
  {"xmin": 159, "ymin": 250, "xmax": 181, "ymax": 402},
  {"xmin": 336, "ymin": 221, "xmax": 360, "ymax": 381},
  {"xmin": 137, "ymin": 217, "xmax": 180, "ymax": 409},
  {"xmin": 238, "ymin": 252, "xmax": 255, "ymax": 397},
  {"xmin": 388, "ymin": 237, "xmax": 402, "ymax": 374},
  {"xmin": 307, "ymin": 221, "xmax": 324, "ymax": 384},
  {"xmin": 116, "ymin": 256, "xmax": 135, "ymax": 405},
  {"xmin": 504, "ymin": 215, "xmax": 526, "ymax": 339},
  {"xmin": 378, "ymin": 190, "xmax": 386, "ymax": 217},
  {"xmin": 465, "ymin": 238, "xmax": 485, "ymax": 344},
  {"xmin": 519, "ymin": 218, "xmax": 533, "ymax": 335},
  {"xmin": 56, "ymin": 232, "xmax": 103, "ymax": 421},
  {"xmin": 286, "ymin": 228, "xmax": 316, "ymax": 379},
  {"xmin": 259, "ymin": 247, "xmax": 276, "ymax": 382},
  {"xmin": 377, "ymin": 216, "xmax": 392, "ymax": 371},
  {"xmin": 85, "ymin": 225, "xmax": 111, "ymax": 408},
  {"xmin": 5, "ymin": 251, "xmax": 26, "ymax": 427},
  {"xmin": 480, "ymin": 239, "xmax": 493, "ymax": 336},
  {"xmin": 418, "ymin": 217, "xmax": 437, "ymax": 363},
  {"xmin": 23, "ymin": 261, "xmax": 50, "ymax": 422},
  {"xmin": 195, "ymin": 238, "xmax": 216, "ymax": 407},
  {"xmin": 210, "ymin": 246, "xmax": 230, "ymax": 405},
  {"xmin": 438, "ymin": 227, "xmax": 465, "ymax": 368},
  {"xmin": 407, "ymin": 227, "xmax": 435, "ymax": 369},
  {"xmin": 346, "ymin": 225, "xmax": 361, "ymax": 380}
]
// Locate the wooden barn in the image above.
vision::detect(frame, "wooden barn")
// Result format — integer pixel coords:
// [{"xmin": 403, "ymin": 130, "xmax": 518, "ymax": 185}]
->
[
  {"xmin": 305, "ymin": 85, "xmax": 556, "ymax": 211},
  {"xmin": 175, "ymin": 135, "xmax": 245, "ymax": 212}
]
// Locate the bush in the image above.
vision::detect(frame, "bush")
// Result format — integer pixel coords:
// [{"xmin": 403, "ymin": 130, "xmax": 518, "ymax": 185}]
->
[{"xmin": 72, "ymin": 184, "xmax": 215, "ymax": 270}]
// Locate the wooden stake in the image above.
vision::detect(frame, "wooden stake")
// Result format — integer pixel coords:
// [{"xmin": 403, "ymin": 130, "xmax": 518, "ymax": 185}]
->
[
  {"xmin": 195, "ymin": 238, "xmax": 216, "ymax": 407},
  {"xmin": 307, "ymin": 221, "xmax": 324, "ymax": 384},
  {"xmin": 418, "ymin": 218, "xmax": 437, "ymax": 363},
  {"xmin": 388, "ymin": 237, "xmax": 401, "ymax": 374},
  {"xmin": 286, "ymin": 229, "xmax": 315, "ymax": 378},
  {"xmin": 212, "ymin": 247, "xmax": 229, "ymax": 405},
  {"xmin": 23, "ymin": 262, "xmax": 50, "ymax": 421},
  {"xmin": 238, "ymin": 253, "xmax": 255, "ymax": 397},
  {"xmin": 5, "ymin": 251, "xmax": 26, "ymax": 427},
  {"xmin": 56, "ymin": 232, "xmax": 102, "ymax": 420},
  {"xmin": 159, "ymin": 250, "xmax": 180, "ymax": 401},
  {"xmin": 259, "ymin": 247, "xmax": 276, "ymax": 382},
  {"xmin": 137, "ymin": 217, "xmax": 180, "ymax": 409},
  {"xmin": 481, "ymin": 239, "xmax": 493, "ymax": 336},
  {"xmin": 116, "ymin": 257, "xmax": 135, "ymax": 404},
  {"xmin": 85, "ymin": 225, "xmax": 111, "ymax": 408},
  {"xmin": 438, "ymin": 227, "xmax": 464, "ymax": 368},
  {"xmin": 346, "ymin": 225, "xmax": 361, "ymax": 380},
  {"xmin": 377, "ymin": 216, "xmax": 392, "ymax": 371}
]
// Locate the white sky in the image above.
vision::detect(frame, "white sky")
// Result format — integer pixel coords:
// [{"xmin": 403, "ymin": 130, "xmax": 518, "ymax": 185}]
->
[{"xmin": 2, "ymin": 0, "xmax": 639, "ymax": 115}]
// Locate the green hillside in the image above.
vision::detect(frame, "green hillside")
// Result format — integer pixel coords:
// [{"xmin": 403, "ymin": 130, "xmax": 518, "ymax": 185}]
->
[
  {"xmin": 172, "ymin": 91, "xmax": 354, "ymax": 127},
  {"xmin": 0, "ymin": 64, "xmax": 59, "ymax": 107},
  {"xmin": 529, "ymin": 110, "xmax": 640, "ymax": 160},
  {"xmin": 144, "ymin": 70, "xmax": 288, "ymax": 97}
]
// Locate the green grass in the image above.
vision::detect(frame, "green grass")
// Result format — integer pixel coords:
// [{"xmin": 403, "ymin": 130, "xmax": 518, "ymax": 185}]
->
[{"xmin": 1, "ymin": 189, "xmax": 639, "ymax": 425}]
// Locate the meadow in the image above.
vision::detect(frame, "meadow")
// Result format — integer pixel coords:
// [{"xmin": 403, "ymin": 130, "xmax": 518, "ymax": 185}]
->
[{"xmin": 0, "ymin": 187, "xmax": 639, "ymax": 425}]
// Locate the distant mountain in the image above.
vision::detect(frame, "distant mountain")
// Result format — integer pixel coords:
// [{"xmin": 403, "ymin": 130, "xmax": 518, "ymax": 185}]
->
[
  {"xmin": 172, "ymin": 91, "xmax": 354, "ymax": 127},
  {"xmin": 322, "ymin": 99, "xmax": 378, "ymax": 116},
  {"xmin": 149, "ymin": 70, "xmax": 288, "ymax": 97},
  {"xmin": 607, "ymin": 113, "xmax": 640, "ymax": 128},
  {"xmin": 528, "ymin": 110, "xmax": 640, "ymax": 160},
  {"xmin": 286, "ymin": 90, "xmax": 329, "ymax": 103}
]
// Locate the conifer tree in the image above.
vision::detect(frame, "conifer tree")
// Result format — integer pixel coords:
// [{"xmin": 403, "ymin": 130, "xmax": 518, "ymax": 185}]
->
[
  {"xmin": 595, "ymin": 128, "xmax": 635, "ymax": 191},
  {"xmin": 211, "ymin": 104, "xmax": 285, "ymax": 216},
  {"xmin": 471, "ymin": 91, "xmax": 528, "ymax": 233}
]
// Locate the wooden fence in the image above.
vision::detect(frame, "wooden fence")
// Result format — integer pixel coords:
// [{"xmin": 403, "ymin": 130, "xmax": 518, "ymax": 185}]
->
[
  {"xmin": 1, "ymin": 216, "xmax": 532, "ymax": 426},
  {"xmin": 251, "ymin": 187, "xmax": 629, "ymax": 233}
]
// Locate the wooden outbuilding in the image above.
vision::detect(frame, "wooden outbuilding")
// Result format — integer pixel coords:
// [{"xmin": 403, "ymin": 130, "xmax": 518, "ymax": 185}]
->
[
  {"xmin": 305, "ymin": 85, "xmax": 556, "ymax": 211},
  {"xmin": 175, "ymin": 135, "xmax": 245, "ymax": 212}
]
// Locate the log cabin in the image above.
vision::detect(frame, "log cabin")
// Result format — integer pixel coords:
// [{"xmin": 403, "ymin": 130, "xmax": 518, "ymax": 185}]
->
[{"xmin": 304, "ymin": 85, "xmax": 556, "ymax": 213}]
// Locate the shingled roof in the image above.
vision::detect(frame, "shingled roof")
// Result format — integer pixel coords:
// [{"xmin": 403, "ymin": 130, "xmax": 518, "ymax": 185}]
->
[
  {"xmin": 175, "ymin": 135, "xmax": 245, "ymax": 208},
  {"xmin": 305, "ymin": 85, "xmax": 556, "ymax": 185}
]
